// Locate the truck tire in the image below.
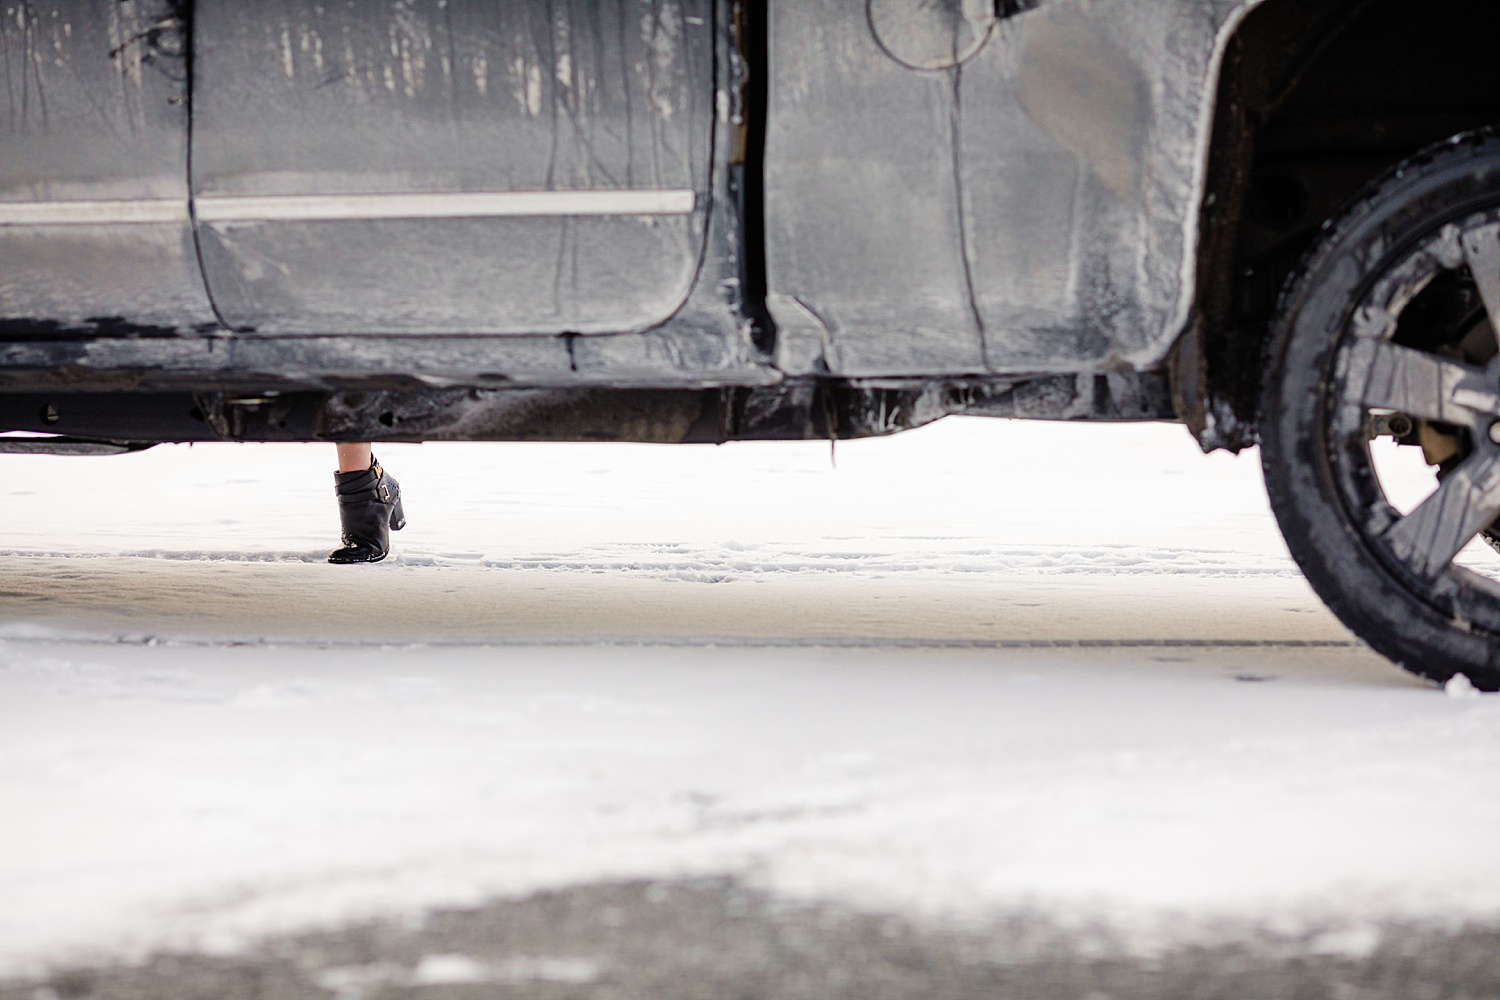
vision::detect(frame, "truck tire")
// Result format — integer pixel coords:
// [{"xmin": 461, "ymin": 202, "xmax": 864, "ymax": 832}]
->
[{"xmin": 1262, "ymin": 130, "xmax": 1500, "ymax": 688}]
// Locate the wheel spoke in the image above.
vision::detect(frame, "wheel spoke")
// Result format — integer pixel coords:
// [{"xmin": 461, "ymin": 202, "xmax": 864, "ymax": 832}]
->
[
  {"xmin": 1384, "ymin": 450, "xmax": 1500, "ymax": 579},
  {"xmin": 1462, "ymin": 223, "xmax": 1500, "ymax": 353},
  {"xmin": 1346, "ymin": 338, "xmax": 1499, "ymax": 425}
]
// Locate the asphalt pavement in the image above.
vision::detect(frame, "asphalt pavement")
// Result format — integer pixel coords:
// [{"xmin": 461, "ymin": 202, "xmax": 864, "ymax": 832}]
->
[{"xmin": 7, "ymin": 879, "xmax": 1499, "ymax": 1000}]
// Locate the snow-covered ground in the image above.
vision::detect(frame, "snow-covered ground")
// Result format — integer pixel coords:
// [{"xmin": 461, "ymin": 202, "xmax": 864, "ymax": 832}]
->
[
  {"xmin": 2, "ymin": 418, "xmax": 1334, "ymax": 644},
  {"xmin": 2, "ymin": 418, "xmax": 1496, "ymax": 978}
]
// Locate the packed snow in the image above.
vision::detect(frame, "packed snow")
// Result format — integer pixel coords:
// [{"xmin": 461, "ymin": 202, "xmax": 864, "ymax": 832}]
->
[
  {"xmin": 1, "ymin": 419, "xmax": 1336, "ymax": 645},
  {"xmin": 3, "ymin": 418, "xmax": 1497, "ymax": 977}
]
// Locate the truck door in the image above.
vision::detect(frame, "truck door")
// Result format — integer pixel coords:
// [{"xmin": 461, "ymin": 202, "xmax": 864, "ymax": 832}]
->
[
  {"xmin": 0, "ymin": 1, "xmax": 217, "ymax": 335},
  {"xmin": 190, "ymin": 0, "xmax": 715, "ymax": 336}
]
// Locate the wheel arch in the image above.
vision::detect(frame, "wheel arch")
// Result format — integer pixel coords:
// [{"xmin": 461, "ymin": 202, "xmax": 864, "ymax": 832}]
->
[{"xmin": 1175, "ymin": 0, "xmax": 1500, "ymax": 453}]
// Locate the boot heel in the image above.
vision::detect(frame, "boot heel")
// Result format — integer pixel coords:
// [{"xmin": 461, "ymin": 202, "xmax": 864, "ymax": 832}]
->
[{"xmin": 390, "ymin": 496, "xmax": 407, "ymax": 532}]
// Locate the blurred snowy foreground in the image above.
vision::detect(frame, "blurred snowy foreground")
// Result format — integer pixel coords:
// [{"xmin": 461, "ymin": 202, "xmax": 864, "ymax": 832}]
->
[{"xmin": 3, "ymin": 418, "xmax": 1500, "ymax": 977}]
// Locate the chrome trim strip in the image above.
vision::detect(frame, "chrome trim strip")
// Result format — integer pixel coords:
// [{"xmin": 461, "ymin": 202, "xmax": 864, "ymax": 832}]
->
[
  {"xmin": 0, "ymin": 190, "xmax": 696, "ymax": 227},
  {"xmin": 194, "ymin": 189, "xmax": 698, "ymax": 223},
  {"xmin": 0, "ymin": 199, "xmax": 189, "ymax": 226}
]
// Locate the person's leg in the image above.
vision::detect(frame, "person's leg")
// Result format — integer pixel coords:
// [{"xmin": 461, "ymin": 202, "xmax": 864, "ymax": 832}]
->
[
  {"xmin": 328, "ymin": 443, "xmax": 405, "ymax": 564},
  {"xmin": 336, "ymin": 442, "xmax": 373, "ymax": 474}
]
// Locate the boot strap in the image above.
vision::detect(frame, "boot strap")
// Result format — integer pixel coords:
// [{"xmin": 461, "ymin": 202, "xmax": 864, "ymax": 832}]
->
[{"xmin": 338, "ymin": 483, "xmax": 395, "ymax": 505}]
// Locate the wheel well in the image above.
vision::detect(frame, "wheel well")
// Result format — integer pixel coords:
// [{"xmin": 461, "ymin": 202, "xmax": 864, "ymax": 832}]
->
[{"xmin": 1178, "ymin": 0, "xmax": 1500, "ymax": 452}]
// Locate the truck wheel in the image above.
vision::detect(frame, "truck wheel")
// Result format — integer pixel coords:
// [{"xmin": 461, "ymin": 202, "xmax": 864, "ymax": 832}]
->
[{"xmin": 1262, "ymin": 130, "xmax": 1500, "ymax": 688}]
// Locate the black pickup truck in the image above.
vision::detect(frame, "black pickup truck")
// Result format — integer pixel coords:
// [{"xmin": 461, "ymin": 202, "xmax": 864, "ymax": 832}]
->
[{"xmin": 5, "ymin": 0, "xmax": 1500, "ymax": 685}]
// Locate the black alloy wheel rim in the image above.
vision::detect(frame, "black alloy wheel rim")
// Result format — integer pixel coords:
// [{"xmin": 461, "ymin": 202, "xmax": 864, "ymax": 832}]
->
[{"xmin": 1327, "ymin": 207, "xmax": 1500, "ymax": 635}]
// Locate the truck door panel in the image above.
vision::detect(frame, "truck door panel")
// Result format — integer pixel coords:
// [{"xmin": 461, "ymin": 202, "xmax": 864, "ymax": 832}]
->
[
  {"xmin": 0, "ymin": 1, "xmax": 217, "ymax": 334},
  {"xmin": 191, "ymin": 0, "xmax": 715, "ymax": 336},
  {"xmin": 764, "ymin": 0, "xmax": 1249, "ymax": 376},
  {"xmin": 763, "ymin": 1, "xmax": 986, "ymax": 377}
]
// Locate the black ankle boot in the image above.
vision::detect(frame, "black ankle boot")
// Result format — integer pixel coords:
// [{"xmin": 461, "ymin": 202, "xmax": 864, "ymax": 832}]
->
[{"xmin": 328, "ymin": 456, "xmax": 406, "ymax": 564}]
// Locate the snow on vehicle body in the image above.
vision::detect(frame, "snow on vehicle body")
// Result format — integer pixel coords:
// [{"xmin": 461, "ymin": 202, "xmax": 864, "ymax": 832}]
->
[{"xmin": 4, "ymin": 0, "xmax": 1500, "ymax": 683}]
